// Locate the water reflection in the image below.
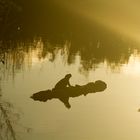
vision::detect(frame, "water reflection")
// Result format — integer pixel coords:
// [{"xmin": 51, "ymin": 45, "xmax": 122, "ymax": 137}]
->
[
  {"xmin": 0, "ymin": 0, "xmax": 21, "ymax": 39},
  {"xmin": 0, "ymin": 65, "xmax": 31, "ymax": 140},
  {"xmin": 0, "ymin": 92, "xmax": 32, "ymax": 140},
  {"xmin": 1, "ymin": 1, "xmax": 140, "ymax": 139},
  {"xmin": 0, "ymin": 98, "xmax": 17, "ymax": 140},
  {"xmin": 121, "ymin": 50, "xmax": 140, "ymax": 76},
  {"xmin": 0, "ymin": 39, "xmax": 140, "ymax": 80},
  {"xmin": 31, "ymin": 74, "xmax": 107, "ymax": 109}
]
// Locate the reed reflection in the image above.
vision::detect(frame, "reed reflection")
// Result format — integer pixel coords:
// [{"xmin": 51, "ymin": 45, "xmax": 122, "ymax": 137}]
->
[
  {"xmin": 0, "ymin": 46, "xmax": 31, "ymax": 140},
  {"xmin": 0, "ymin": 91, "xmax": 20, "ymax": 140},
  {"xmin": 0, "ymin": 98, "xmax": 17, "ymax": 140},
  {"xmin": 0, "ymin": 92, "xmax": 31, "ymax": 140},
  {"xmin": 0, "ymin": 38, "xmax": 140, "ymax": 80},
  {"xmin": 0, "ymin": 40, "xmax": 44, "ymax": 80},
  {"xmin": 31, "ymin": 74, "xmax": 107, "ymax": 109}
]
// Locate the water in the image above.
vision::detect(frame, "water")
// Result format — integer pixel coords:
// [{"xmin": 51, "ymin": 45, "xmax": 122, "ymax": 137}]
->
[
  {"xmin": 1, "ymin": 1, "xmax": 140, "ymax": 139},
  {"xmin": 0, "ymin": 38, "xmax": 140, "ymax": 140}
]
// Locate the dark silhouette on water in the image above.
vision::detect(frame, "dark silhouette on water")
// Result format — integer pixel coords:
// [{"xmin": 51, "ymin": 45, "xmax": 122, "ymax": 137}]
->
[
  {"xmin": 54, "ymin": 74, "xmax": 72, "ymax": 89},
  {"xmin": 31, "ymin": 74, "xmax": 107, "ymax": 109}
]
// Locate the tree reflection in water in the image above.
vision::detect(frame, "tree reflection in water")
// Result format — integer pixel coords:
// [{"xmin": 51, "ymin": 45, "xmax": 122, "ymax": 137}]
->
[
  {"xmin": 0, "ymin": 38, "xmax": 140, "ymax": 79},
  {"xmin": 0, "ymin": 38, "xmax": 140, "ymax": 110},
  {"xmin": 0, "ymin": 61, "xmax": 31, "ymax": 140}
]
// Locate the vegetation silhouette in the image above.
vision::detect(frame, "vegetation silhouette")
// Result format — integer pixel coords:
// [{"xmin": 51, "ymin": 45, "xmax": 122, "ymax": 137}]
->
[{"xmin": 31, "ymin": 75, "xmax": 107, "ymax": 109}]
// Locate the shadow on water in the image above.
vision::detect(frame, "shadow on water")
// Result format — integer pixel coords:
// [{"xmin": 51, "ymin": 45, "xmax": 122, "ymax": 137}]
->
[{"xmin": 31, "ymin": 74, "xmax": 107, "ymax": 109}]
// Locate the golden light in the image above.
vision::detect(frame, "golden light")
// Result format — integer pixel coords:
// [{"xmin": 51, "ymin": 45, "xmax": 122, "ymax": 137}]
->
[
  {"xmin": 24, "ymin": 40, "xmax": 45, "ymax": 67},
  {"xmin": 55, "ymin": 0, "xmax": 140, "ymax": 43},
  {"xmin": 122, "ymin": 54, "xmax": 140, "ymax": 76}
]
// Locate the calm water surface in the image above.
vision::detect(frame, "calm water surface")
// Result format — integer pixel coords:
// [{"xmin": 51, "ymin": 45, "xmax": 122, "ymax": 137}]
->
[{"xmin": 1, "ymin": 38, "xmax": 140, "ymax": 140}]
